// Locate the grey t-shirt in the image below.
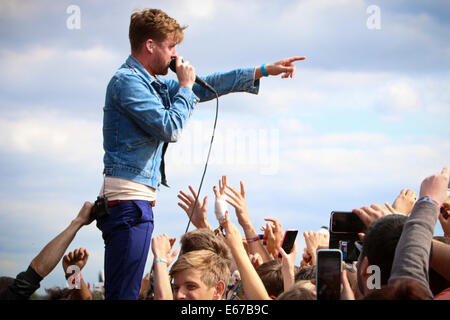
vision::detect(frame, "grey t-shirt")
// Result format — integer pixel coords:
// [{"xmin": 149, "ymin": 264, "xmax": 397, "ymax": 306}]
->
[{"xmin": 388, "ymin": 200, "xmax": 439, "ymax": 297}]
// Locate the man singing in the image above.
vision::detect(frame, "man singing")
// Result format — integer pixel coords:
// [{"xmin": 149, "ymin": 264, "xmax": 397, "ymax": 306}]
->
[{"xmin": 97, "ymin": 8, "xmax": 305, "ymax": 299}]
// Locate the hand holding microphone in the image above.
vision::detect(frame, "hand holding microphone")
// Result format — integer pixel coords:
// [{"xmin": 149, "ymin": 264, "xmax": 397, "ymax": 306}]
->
[
  {"xmin": 171, "ymin": 56, "xmax": 196, "ymax": 89},
  {"xmin": 169, "ymin": 57, "xmax": 216, "ymax": 93}
]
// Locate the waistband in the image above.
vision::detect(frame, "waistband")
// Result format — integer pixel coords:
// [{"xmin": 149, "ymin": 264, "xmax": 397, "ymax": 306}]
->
[{"xmin": 108, "ymin": 199, "xmax": 156, "ymax": 207}]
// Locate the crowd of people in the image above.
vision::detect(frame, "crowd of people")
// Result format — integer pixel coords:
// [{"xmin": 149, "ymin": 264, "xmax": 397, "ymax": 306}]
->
[{"xmin": 1, "ymin": 166, "xmax": 449, "ymax": 301}]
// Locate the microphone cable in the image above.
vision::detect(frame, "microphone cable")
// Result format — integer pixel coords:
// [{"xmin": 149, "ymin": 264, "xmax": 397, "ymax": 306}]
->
[
  {"xmin": 168, "ymin": 57, "xmax": 220, "ymax": 233},
  {"xmin": 184, "ymin": 87, "xmax": 219, "ymax": 233}
]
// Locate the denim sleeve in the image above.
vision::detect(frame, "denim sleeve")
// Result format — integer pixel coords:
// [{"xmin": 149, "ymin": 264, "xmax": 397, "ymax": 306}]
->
[
  {"xmin": 194, "ymin": 68, "xmax": 260, "ymax": 102},
  {"xmin": 114, "ymin": 74, "xmax": 199, "ymax": 143},
  {"xmin": 165, "ymin": 68, "xmax": 260, "ymax": 103},
  {"xmin": 0, "ymin": 265, "xmax": 42, "ymax": 300}
]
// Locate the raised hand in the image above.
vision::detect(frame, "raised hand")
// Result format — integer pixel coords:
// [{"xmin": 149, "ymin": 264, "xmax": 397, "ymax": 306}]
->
[
  {"xmin": 177, "ymin": 185, "xmax": 210, "ymax": 229},
  {"xmin": 419, "ymin": 166, "xmax": 449, "ymax": 206},
  {"xmin": 391, "ymin": 189, "xmax": 417, "ymax": 215},
  {"xmin": 353, "ymin": 204, "xmax": 392, "ymax": 228},
  {"xmin": 62, "ymin": 247, "xmax": 89, "ymax": 278},
  {"xmin": 261, "ymin": 218, "xmax": 283, "ymax": 259},
  {"xmin": 213, "ymin": 175, "xmax": 228, "ymax": 200},
  {"xmin": 151, "ymin": 234, "xmax": 179, "ymax": 266},
  {"xmin": 224, "ymin": 181, "xmax": 251, "ymax": 227},
  {"xmin": 303, "ymin": 231, "xmax": 329, "ymax": 266},
  {"xmin": 278, "ymin": 242, "xmax": 298, "ymax": 291}
]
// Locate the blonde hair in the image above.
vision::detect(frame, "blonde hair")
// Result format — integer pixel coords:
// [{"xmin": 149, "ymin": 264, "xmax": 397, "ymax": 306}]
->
[
  {"xmin": 129, "ymin": 8, "xmax": 187, "ymax": 52},
  {"xmin": 277, "ymin": 281, "xmax": 315, "ymax": 300},
  {"xmin": 170, "ymin": 250, "xmax": 230, "ymax": 289},
  {"xmin": 180, "ymin": 228, "xmax": 233, "ymax": 269}
]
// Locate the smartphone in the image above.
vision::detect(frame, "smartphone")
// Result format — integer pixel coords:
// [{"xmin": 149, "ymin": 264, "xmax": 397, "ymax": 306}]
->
[
  {"xmin": 277, "ymin": 229, "xmax": 298, "ymax": 258},
  {"xmin": 316, "ymin": 249, "xmax": 342, "ymax": 300},
  {"xmin": 330, "ymin": 211, "xmax": 365, "ymax": 234}
]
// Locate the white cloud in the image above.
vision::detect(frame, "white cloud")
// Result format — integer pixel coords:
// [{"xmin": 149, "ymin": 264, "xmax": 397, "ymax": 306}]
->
[
  {"xmin": 0, "ymin": 111, "xmax": 103, "ymax": 170},
  {"xmin": 180, "ymin": 0, "xmax": 217, "ymax": 19},
  {"xmin": 0, "ymin": 0, "xmax": 45, "ymax": 18},
  {"xmin": 67, "ymin": 47, "xmax": 118, "ymax": 65},
  {"xmin": 0, "ymin": 45, "xmax": 120, "ymax": 90},
  {"xmin": 278, "ymin": 135, "xmax": 449, "ymax": 196}
]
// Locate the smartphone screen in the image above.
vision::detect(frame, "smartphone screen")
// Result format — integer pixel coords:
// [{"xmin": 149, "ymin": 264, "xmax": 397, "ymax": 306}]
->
[
  {"xmin": 330, "ymin": 211, "xmax": 365, "ymax": 233},
  {"xmin": 316, "ymin": 249, "xmax": 342, "ymax": 300},
  {"xmin": 278, "ymin": 230, "xmax": 298, "ymax": 258}
]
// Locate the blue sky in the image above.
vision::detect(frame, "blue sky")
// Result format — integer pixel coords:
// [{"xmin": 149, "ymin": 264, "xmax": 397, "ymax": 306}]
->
[{"xmin": 0, "ymin": 0, "xmax": 449, "ymax": 294}]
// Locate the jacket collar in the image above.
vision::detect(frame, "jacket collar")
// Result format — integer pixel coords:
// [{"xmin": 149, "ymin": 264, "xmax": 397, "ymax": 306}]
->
[{"xmin": 126, "ymin": 55, "xmax": 161, "ymax": 84}]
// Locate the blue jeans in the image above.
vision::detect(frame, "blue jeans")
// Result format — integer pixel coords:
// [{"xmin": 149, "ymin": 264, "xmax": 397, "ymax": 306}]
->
[{"xmin": 96, "ymin": 200, "xmax": 154, "ymax": 300}]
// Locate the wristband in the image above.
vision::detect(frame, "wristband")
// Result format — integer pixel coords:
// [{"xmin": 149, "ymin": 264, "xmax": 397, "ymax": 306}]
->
[
  {"xmin": 261, "ymin": 64, "xmax": 268, "ymax": 77},
  {"xmin": 154, "ymin": 257, "xmax": 168, "ymax": 264},
  {"xmin": 246, "ymin": 234, "xmax": 263, "ymax": 243},
  {"xmin": 417, "ymin": 196, "xmax": 440, "ymax": 207}
]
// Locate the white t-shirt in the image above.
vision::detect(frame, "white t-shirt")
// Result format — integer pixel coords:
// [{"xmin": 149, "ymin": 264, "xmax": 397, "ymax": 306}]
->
[{"xmin": 98, "ymin": 177, "xmax": 157, "ymax": 201}]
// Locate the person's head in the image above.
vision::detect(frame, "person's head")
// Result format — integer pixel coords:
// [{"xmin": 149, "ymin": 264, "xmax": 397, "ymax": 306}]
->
[
  {"xmin": 45, "ymin": 287, "xmax": 72, "ymax": 300},
  {"xmin": 277, "ymin": 281, "xmax": 315, "ymax": 300},
  {"xmin": 357, "ymin": 214, "xmax": 407, "ymax": 296},
  {"xmin": 129, "ymin": 8, "xmax": 187, "ymax": 75},
  {"xmin": 170, "ymin": 250, "xmax": 229, "ymax": 300},
  {"xmin": 363, "ymin": 278, "xmax": 432, "ymax": 300},
  {"xmin": 256, "ymin": 260, "xmax": 301, "ymax": 298},
  {"xmin": 295, "ymin": 265, "xmax": 316, "ymax": 282},
  {"xmin": 179, "ymin": 228, "xmax": 233, "ymax": 270}
]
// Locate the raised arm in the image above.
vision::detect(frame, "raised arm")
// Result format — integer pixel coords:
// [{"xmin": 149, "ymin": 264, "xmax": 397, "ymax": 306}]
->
[
  {"xmin": 62, "ymin": 248, "xmax": 92, "ymax": 300},
  {"xmin": 388, "ymin": 166, "xmax": 449, "ymax": 296},
  {"xmin": 0, "ymin": 202, "xmax": 94, "ymax": 300},
  {"xmin": 278, "ymin": 242, "xmax": 298, "ymax": 292},
  {"xmin": 151, "ymin": 234, "xmax": 178, "ymax": 300},
  {"xmin": 30, "ymin": 202, "xmax": 94, "ymax": 278},
  {"xmin": 220, "ymin": 212, "xmax": 271, "ymax": 300}
]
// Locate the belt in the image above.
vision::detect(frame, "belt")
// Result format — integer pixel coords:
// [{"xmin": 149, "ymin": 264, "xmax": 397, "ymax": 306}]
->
[{"xmin": 108, "ymin": 200, "xmax": 156, "ymax": 207}]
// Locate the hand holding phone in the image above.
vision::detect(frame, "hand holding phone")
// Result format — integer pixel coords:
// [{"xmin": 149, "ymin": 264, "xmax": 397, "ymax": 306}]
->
[
  {"xmin": 329, "ymin": 211, "xmax": 366, "ymax": 262},
  {"xmin": 316, "ymin": 249, "xmax": 342, "ymax": 300},
  {"xmin": 277, "ymin": 230, "xmax": 298, "ymax": 258}
]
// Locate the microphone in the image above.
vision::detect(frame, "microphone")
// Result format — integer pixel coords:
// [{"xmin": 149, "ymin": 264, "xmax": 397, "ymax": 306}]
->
[{"xmin": 169, "ymin": 57, "xmax": 216, "ymax": 94}]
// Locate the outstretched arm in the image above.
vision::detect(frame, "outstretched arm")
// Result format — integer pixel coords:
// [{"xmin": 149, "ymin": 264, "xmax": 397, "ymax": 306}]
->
[
  {"xmin": 30, "ymin": 202, "xmax": 94, "ymax": 278},
  {"xmin": 0, "ymin": 202, "xmax": 94, "ymax": 300}
]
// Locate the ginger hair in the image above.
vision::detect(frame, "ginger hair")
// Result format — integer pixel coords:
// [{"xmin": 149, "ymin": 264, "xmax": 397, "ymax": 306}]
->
[{"xmin": 129, "ymin": 8, "xmax": 187, "ymax": 52}]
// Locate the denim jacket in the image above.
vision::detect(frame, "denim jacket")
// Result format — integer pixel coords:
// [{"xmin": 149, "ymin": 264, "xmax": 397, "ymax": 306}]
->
[{"xmin": 103, "ymin": 55, "xmax": 260, "ymax": 189}]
